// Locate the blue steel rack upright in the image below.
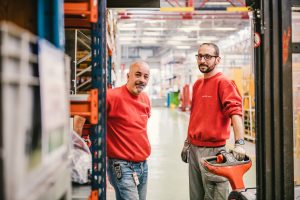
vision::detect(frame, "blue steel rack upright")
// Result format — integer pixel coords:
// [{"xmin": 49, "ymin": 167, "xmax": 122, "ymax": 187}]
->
[
  {"xmin": 90, "ymin": 0, "xmax": 107, "ymax": 199},
  {"xmin": 37, "ymin": 0, "xmax": 65, "ymax": 50}
]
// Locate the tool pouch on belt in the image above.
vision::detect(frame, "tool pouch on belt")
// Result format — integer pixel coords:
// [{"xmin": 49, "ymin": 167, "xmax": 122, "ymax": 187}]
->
[{"xmin": 181, "ymin": 139, "xmax": 190, "ymax": 163}]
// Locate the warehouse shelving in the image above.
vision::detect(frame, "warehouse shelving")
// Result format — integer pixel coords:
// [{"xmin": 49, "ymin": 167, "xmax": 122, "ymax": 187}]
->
[
  {"xmin": 243, "ymin": 95, "xmax": 256, "ymax": 142},
  {"xmin": 70, "ymin": 89, "xmax": 98, "ymax": 124},
  {"xmin": 64, "ymin": 0, "xmax": 107, "ymax": 199},
  {"xmin": 65, "ymin": 29, "xmax": 92, "ymax": 94}
]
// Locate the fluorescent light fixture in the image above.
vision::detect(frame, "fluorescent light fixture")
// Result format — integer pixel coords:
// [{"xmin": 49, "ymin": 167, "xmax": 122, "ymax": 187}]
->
[
  {"xmin": 146, "ymin": 20, "xmax": 166, "ymax": 23},
  {"xmin": 141, "ymin": 40, "xmax": 159, "ymax": 44},
  {"xmin": 171, "ymin": 35, "xmax": 189, "ymax": 40},
  {"xmin": 144, "ymin": 27, "xmax": 167, "ymax": 31},
  {"xmin": 143, "ymin": 32, "xmax": 161, "ymax": 36},
  {"xmin": 118, "ymin": 27, "xmax": 136, "ymax": 31},
  {"xmin": 166, "ymin": 41, "xmax": 185, "ymax": 45},
  {"xmin": 119, "ymin": 37, "xmax": 138, "ymax": 41},
  {"xmin": 176, "ymin": 46, "xmax": 191, "ymax": 49},
  {"xmin": 181, "ymin": 27, "xmax": 198, "ymax": 32},
  {"xmin": 118, "ymin": 23, "xmax": 136, "ymax": 28},
  {"xmin": 141, "ymin": 37, "xmax": 162, "ymax": 41},
  {"xmin": 196, "ymin": 40, "xmax": 216, "ymax": 44},
  {"xmin": 180, "ymin": 27, "xmax": 237, "ymax": 31},
  {"xmin": 118, "ymin": 27, "xmax": 166, "ymax": 31},
  {"xmin": 197, "ymin": 36, "xmax": 218, "ymax": 41},
  {"xmin": 212, "ymin": 27, "xmax": 237, "ymax": 31}
]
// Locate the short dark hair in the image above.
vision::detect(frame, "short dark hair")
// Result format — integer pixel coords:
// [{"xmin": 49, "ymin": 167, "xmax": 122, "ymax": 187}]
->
[{"xmin": 199, "ymin": 43, "xmax": 219, "ymax": 56}]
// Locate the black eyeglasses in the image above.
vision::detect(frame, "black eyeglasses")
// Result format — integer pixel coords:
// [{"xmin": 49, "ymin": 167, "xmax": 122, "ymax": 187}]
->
[{"xmin": 195, "ymin": 54, "xmax": 219, "ymax": 61}]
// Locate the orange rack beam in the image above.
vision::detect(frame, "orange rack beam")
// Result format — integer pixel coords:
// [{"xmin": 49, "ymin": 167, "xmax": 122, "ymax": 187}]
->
[
  {"xmin": 64, "ymin": 0, "xmax": 98, "ymax": 28},
  {"xmin": 70, "ymin": 89, "xmax": 98, "ymax": 124},
  {"xmin": 88, "ymin": 190, "xmax": 98, "ymax": 200}
]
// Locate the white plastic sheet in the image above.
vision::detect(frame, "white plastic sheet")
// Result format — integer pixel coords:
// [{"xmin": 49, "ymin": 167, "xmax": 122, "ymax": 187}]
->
[{"xmin": 71, "ymin": 130, "xmax": 91, "ymax": 184}]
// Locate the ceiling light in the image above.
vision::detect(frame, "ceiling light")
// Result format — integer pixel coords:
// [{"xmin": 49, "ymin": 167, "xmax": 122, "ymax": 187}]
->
[
  {"xmin": 144, "ymin": 27, "xmax": 167, "ymax": 31},
  {"xmin": 143, "ymin": 32, "xmax": 161, "ymax": 36},
  {"xmin": 196, "ymin": 40, "xmax": 216, "ymax": 44},
  {"xmin": 213, "ymin": 27, "xmax": 237, "ymax": 31},
  {"xmin": 179, "ymin": 27, "xmax": 237, "ymax": 31},
  {"xmin": 176, "ymin": 46, "xmax": 191, "ymax": 49},
  {"xmin": 118, "ymin": 27, "xmax": 136, "ymax": 31},
  {"xmin": 141, "ymin": 40, "xmax": 159, "ymax": 44},
  {"xmin": 141, "ymin": 37, "xmax": 161, "ymax": 41},
  {"xmin": 118, "ymin": 27, "xmax": 166, "ymax": 31},
  {"xmin": 171, "ymin": 35, "xmax": 189, "ymax": 40},
  {"xmin": 118, "ymin": 23, "xmax": 136, "ymax": 28},
  {"xmin": 146, "ymin": 20, "xmax": 166, "ymax": 23},
  {"xmin": 119, "ymin": 37, "xmax": 138, "ymax": 41},
  {"xmin": 197, "ymin": 36, "xmax": 218, "ymax": 41},
  {"xmin": 166, "ymin": 41, "xmax": 186, "ymax": 45}
]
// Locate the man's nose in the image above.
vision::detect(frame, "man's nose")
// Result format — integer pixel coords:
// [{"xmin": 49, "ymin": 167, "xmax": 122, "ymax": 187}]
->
[{"xmin": 139, "ymin": 76, "xmax": 147, "ymax": 83}]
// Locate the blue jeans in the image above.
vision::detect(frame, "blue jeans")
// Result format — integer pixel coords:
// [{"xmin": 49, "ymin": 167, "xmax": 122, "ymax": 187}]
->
[{"xmin": 107, "ymin": 158, "xmax": 148, "ymax": 200}]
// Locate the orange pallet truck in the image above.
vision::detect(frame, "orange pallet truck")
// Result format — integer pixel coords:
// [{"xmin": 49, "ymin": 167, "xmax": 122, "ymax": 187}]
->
[{"xmin": 201, "ymin": 150, "xmax": 256, "ymax": 200}]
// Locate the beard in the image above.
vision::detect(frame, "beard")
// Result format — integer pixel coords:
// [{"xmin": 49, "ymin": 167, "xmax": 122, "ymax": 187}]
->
[
  {"xmin": 135, "ymin": 82, "xmax": 146, "ymax": 93},
  {"xmin": 198, "ymin": 64, "xmax": 215, "ymax": 73}
]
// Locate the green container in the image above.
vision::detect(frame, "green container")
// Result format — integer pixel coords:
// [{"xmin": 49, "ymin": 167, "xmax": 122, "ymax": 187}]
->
[{"xmin": 169, "ymin": 91, "xmax": 179, "ymax": 107}]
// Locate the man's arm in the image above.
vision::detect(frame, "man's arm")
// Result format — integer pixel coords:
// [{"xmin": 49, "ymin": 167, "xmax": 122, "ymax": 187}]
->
[
  {"xmin": 231, "ymin": 114, "xmax": 244, "ymax": 141},
  {"xmin": 231, "ymin": 114, "xmax": 246, "ymax": 160}
]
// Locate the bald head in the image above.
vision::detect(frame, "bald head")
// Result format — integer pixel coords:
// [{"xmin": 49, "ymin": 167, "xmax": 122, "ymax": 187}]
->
[
  {"xmin": 129, "ymin": 61, "xmax": 150, "ymax": 73},
  {"xmin": 126, "ymin": 61, "xmax": 150, "ymax": 95}
]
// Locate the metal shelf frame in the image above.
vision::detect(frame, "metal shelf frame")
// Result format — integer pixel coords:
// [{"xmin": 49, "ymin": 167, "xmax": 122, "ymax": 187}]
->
[
  {"xmin": 37, "ymin": 0, "xmax": 65, "ymax": 49},
  {"xmin": 89, "ymin": 0, "xmax": 107, "ymax": 199}
]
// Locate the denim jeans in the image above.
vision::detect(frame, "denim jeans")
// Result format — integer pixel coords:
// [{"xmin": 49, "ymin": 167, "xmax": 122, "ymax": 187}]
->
[{"xmin": 107, "ymin": 158, "xmax": 148, "ymax": 200}]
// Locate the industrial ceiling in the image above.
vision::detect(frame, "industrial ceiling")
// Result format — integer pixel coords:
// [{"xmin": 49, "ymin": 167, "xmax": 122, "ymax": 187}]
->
[{"xmin": 111, "ymin": 0, "xmax": 251, "ymax": 62}]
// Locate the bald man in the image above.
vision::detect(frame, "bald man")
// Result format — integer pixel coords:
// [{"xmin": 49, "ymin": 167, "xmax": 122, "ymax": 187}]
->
[{"xmin": 106, "ymin": 61, "xmax": 151, "ymax": 200}]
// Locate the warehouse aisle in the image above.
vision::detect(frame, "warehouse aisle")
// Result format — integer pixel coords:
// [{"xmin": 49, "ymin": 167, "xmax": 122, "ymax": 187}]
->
[
  {"xmin": 147, "ymin": 107, "xmax": 190, "ymax": 200},
  {"xmin": 107, "ymin": 107, "xmax": 256, "ymax": 200}
]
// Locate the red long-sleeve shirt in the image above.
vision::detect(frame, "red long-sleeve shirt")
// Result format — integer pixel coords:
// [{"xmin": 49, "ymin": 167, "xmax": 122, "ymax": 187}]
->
[
  {"xmin": 106, "ymin": 85, "xmax": 151, "ymax": 162},
  {"xmin": 187, "ymin": 72, "xmax": 242, "ymax": 147}
]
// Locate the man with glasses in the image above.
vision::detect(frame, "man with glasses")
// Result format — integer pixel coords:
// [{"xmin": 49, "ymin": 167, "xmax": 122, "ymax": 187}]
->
[{"xmin": 181, "ymin": 43, "xmax": 246, "ymax": 200}]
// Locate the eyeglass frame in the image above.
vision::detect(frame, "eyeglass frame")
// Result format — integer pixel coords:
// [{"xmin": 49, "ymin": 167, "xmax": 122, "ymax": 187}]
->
[{"xmin": 195, "ymin": 54, "xmax": 219, "ymax": 61}]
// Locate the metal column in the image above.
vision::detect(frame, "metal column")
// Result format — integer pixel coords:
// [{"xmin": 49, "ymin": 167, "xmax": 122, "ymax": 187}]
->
[
  {"xmin": 254, "ymin": 0, "xmax": 294, "ymax": 199},
  {"xmin": 91, "ymin": 0, "xmax": 107, "ymax": 199}
]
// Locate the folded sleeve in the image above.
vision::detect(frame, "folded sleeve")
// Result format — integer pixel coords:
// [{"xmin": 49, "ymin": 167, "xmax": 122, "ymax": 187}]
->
[{"xmin": 219, "ymin": 81, "xmax": 243, "ymax": 118}]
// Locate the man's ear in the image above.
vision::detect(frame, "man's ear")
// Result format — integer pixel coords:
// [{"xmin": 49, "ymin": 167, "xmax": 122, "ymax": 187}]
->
[{"xmin": 216, "ymin": 57, "xmax": 221, "ymax": 64}]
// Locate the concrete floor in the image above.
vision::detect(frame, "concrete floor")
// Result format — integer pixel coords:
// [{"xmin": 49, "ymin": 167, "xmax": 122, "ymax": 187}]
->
[
  {"xmin": 106, "ymin": 107, "xmax": 257, "ymax": 199},
  {"xmin": 73, "ymin": 107, "xmax": 258, "ymax": 199}
]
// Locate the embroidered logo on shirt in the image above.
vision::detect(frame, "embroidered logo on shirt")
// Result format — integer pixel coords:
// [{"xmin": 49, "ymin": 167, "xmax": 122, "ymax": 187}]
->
[{"xmin": 202, "ymin": 95, "xmax": 212, "ymax": 98}]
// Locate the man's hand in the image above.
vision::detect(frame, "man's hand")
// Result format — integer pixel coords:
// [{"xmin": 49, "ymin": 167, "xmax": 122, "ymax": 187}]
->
[
  {"xmin": 181, "ymin": 139, "xmax": 190, "ymax": 163},
  {"xmin": 233, "ymin": 143, "xmax": 246, "ymax": 161}
]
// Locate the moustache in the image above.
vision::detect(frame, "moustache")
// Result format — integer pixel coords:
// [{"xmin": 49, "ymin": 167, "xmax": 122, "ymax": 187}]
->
[
  {"xmin": 199, "ymin": 64, "xmax": 208, "ymax": 68},
  {"xmin": 135, "ymin": 82, "xmax": 146, "ymax": 87}
]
